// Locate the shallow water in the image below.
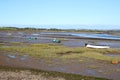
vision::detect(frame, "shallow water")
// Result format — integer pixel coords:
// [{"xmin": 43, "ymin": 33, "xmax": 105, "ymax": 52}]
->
[
  {"xmin": 7, "ymin": 54, "xmax": 16, "ymax": 59},
  {"xmin": 40, "ymin": 32, "xmax": 120, "ymax": 40},
  {"xmin": 87, "ymin": 69, "xmax": 96, "ymax": 75},
  {"xmin": 1, "ymin": 31, "xmax": 120, "ymax": 40},
  {"xmin": 20, "ymin": 55, "xmax": 29, "ymax": 61},
  {"xmin": 72, "ymin": 33, "xmax": 120, "ymax": 40}
]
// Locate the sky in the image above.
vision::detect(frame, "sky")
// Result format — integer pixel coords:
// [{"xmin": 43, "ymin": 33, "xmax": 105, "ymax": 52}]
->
[{"xmin": 0, "ymin": 0, "xmax": 120, "ymax": 29}]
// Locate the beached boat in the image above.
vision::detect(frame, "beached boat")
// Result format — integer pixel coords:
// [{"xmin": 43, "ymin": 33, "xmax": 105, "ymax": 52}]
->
[
  {"xmin": 85, "ymin": 43, "xmax": 110, "ymax": 48},
  {"xmin": 52, "ymin": 38, "xmax": 61, "ymax": 43}
]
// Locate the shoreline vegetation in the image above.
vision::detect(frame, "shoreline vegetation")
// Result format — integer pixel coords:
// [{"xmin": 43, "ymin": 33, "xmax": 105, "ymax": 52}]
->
[
  {"xmin": 0, "ymin": 43, "xmax": 120, "ymax": 62},
  {"xmin": 0, "ymin": 27, "xmax": 120, "ymax": 33}
]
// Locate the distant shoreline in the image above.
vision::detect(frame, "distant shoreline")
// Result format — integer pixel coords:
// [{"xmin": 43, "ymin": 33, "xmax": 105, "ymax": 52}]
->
[
  {"xmin": 0, "ymin": 27, "xmax": 120, "ymax": 40},
  {"xmin": 0, "ymin": 26, "xmax": 120, "ymax": 31},
  {"xmin": 0, "ymin": 24, "xmax": 120, "ymax": 30}
]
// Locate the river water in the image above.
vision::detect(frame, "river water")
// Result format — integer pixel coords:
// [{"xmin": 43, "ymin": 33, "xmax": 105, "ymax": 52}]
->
[
  {"xmin": 72, "ymin": 33, "xmax": 120, "ymax": 40},
  {"xmin": 0, "ymin": 32, "xmax": 120, "ymax": 48},
  {"xmin": 41, "ymin": 32, "xmax": 120, "ymax": 40}
]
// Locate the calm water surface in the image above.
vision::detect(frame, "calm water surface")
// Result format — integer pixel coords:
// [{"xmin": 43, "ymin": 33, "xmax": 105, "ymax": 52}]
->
[{"xmin": 41, "ymin": 32, "xmax": 120, "ymax": 40}]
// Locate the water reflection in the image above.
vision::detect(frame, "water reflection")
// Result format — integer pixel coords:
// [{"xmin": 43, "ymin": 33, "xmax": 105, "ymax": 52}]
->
[
  {"xmin": 72, "ymin": 33, "xmax": 120, "ymax": 40},
  {"xmin": 87, "ymin": 69, "xmax": 96, "ymax": 75},
  {"xmin": 20, "ymin": 55, "xmax": 29, "ymax": 61},
  {"xmin": 7, "ymin": 54, "xmax": 16, "ymax": 59},
  {"xmin": 40, "ymin": 32, "xmax": 120, "ymax": 40}
]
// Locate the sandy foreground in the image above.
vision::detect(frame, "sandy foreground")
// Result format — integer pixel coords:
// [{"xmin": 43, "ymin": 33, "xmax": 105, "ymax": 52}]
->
[{"xmin": 0, "ymin": 70, "xmax": 65, "ymax": 80}]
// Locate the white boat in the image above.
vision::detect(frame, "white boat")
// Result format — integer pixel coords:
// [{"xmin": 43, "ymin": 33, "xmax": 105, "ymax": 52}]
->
[{"xmin": 85, "ymin": 44, "xmax": 110, "ymax": 49}]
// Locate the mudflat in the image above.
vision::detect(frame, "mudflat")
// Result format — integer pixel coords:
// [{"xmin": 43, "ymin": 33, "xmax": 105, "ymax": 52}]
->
[{"xmin": 0, "ymin": 30, "xmax": 120, "ymax": 80}]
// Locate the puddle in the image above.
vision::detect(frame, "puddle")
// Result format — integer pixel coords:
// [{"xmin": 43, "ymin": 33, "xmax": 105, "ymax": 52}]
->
[
  {"xmin": 20, "ymin": 55, "xmax": 29, "ymax": 61},
  {"xmin": 86, "ymin": 69, "xmax": 96, "ymax": 75},
  {"xmin": 32, "ymin": 33, "xmax": 39, "ymax": 36},
  {"xmin": 7, "ymin": 53, "xmax": 29, "ymax": 61},
  {"xmin": 7, "ymin": 54, "xmax": 16, "ymax": 59}
]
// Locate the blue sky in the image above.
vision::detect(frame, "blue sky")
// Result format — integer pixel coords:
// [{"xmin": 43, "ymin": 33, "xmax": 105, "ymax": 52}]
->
[{"xmin": 0, "ymin": 0, "xmax": 120, "ymax": 29}]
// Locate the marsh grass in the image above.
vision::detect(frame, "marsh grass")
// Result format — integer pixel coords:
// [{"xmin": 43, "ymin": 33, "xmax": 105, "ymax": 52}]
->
[
  {"xmin": 10, "ymin": 42, "xmax": 23, "ymax": 45},
  {"xmin": 0, "ymin": 43, "xmax": 120, "ymax": 61},
  {"xmin": 81, "ymin": 52, "xmax": 120, "ymax": 61},
  {"xmin": 88, "ymin": 65, "xmax": 101, "ymax": 69}
]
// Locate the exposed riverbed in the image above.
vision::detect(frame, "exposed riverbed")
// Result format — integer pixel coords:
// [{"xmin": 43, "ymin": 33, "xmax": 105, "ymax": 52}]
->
[{"xmin": 0, "ymin": 31, "xmax": 120, "ymax": 80}]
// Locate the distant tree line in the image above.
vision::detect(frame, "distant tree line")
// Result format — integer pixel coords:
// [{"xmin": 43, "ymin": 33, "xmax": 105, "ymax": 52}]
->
[{"xmin": 0, "ymin": 26, "xmax": 120, "ymax": 32}]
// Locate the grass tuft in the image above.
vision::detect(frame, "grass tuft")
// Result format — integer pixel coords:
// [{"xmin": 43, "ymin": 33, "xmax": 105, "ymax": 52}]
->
[{"xmin": 0, "ymin": 43, "xmax": 120, "ymax": 61}]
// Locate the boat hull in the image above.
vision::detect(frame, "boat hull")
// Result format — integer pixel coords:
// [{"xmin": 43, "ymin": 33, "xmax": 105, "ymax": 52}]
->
[{"xmin": 86, "ymin": 44, "xmax": 110, "ymax": 48}]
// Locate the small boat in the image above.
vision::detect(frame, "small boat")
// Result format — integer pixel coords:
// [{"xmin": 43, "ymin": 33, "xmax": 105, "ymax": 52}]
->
[
  {"xmin": 52, "ymin": 38, "xmax": 61, "ymax": 43},
  {"xmin": 85, "ymin": 43, "xmax": 110, "ymax": 49}
]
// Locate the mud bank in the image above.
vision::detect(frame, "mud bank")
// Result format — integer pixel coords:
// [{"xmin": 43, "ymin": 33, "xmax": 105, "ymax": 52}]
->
[{"xmin": 0, "ymin": 52, "xmax": 120, "ymax": 80}]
